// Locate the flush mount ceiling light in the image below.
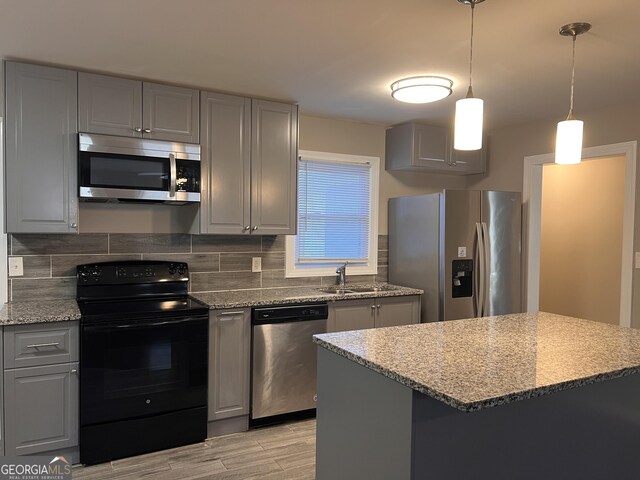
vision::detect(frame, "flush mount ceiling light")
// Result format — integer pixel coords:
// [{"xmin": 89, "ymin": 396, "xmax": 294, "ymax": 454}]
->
[
  {"xmin": 390, "ymin": 76, "xmax": 453, "ymax": 104},
  {"xmin": 454, "ymin": 0, "xmax": 485, "ymax": 151},
  {"xmin": 555, "ymin": 22, "xmax": 592, "ymax": 165}
]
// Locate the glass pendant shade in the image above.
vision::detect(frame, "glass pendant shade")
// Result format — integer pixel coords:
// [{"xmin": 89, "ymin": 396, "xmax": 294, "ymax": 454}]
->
[
  {"xmin": 454, "ymin": 97, "xmax": 484, "ymax": 150},
  {"xmin": 555, "ymin": 119, "xmax": 583, "ymax": 165}
]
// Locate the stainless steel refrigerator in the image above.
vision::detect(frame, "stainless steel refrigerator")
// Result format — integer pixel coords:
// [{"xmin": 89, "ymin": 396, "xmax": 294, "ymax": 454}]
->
[{"xmin": 389, "ymin": 190, "xmax": 522, "ymax": 322}]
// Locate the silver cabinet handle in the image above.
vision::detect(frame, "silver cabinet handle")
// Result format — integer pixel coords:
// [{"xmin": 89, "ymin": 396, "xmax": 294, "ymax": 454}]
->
[
  {"xmin": 371, "ymin": 305, "xmax": 376, "ymax": 310},
  {"xmin": 143, "ymin": 128, "xmax": 152, "ymax": 134},
  {"xmin": 169, "ymin": 153, "xmax": 177, "ymax": 198},
  {"xmin": 71, "ymin": 369, "xmax": 78, "ymax": 375},
  {"xmin": 134, "ymin": 127, "xmax": 142, "ymax": 133},
  {"xmin": 26, "ymin": 342, "xmax": 60, "ymax": 349},
  {"xmin": 70, "ymin": 223, "xmax": 77, "ymax": 229},
  {"xmin": 376, "ymin": 304, "xmax": 381, "ymax": 309},
  {"xmin": 252, "ymin": 226, "xmax": 258, "ymax": 231},
  {"xmin": 244, "ymin": 226, "xmax": 251, "ymax": 231},
  {"xmin": 219, "ymin": 311, "xmax": 244, "ymax": 316}
]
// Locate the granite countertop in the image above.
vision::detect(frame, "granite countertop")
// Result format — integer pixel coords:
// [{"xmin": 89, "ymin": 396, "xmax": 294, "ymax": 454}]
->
[
  {"xmin": 0, "ymin": 283, "xmax": 422, "ymax": 326},
  {"xmin": 191, "ymin": 283, "xmax": 423, "ymax": 309},
  {"xmin": 314, "ymin": 312, "xmax": 640, "ymax": 412},
  {"xmin": 0, "ymin": 299, "xmax": 81, "ymax": 326}
]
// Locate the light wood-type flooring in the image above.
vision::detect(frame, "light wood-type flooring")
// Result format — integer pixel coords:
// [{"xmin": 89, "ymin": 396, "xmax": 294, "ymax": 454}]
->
[{"xmin": 73, "ymin": 419, "xmax": 316, "ymax": 480}]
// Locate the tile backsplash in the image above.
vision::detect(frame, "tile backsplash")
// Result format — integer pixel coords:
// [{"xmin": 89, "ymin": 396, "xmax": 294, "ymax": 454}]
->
[{"xmin": 8, "ymin": 234, "xmax": 389, "ymax": 302}]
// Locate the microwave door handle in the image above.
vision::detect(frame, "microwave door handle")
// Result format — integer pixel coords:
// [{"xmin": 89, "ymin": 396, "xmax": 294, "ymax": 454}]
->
[{"xmin": 169, "ymin": 153, "xmax": 177, "ymax": 197}]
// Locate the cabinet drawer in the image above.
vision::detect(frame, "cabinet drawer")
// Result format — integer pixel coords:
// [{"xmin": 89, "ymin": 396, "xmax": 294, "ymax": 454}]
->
[{"xmin": 4, "ymin": 322, "xmax": 79, "ymax": 369}]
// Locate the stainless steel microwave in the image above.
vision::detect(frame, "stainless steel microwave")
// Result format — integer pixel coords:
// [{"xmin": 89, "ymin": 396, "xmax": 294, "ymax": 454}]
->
[{"xmin": 78, "ymin": 133, "xmax": 201, "ymax": 204}]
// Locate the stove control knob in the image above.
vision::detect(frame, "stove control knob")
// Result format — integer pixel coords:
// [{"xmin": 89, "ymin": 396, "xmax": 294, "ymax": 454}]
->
[
  {"xmin": 91, "ymin": 268, "xmax": 102, "ymax": 277},
  {"xmin": 168, "ymin": 264, "xmax": 177, "ymax": 275},
  {"xmin": 177, "ymin": 265, "xmax": 186, "ymax": 275}
]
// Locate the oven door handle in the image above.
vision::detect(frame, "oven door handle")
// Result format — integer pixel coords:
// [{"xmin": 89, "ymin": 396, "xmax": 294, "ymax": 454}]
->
[{"xmin": 84, "ymin": 317, "xmax": 205, "ymax": 331}]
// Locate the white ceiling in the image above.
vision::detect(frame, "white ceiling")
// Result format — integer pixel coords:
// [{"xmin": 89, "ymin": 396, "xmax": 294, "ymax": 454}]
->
[{"xmin": 1, "ymin": 0, "xmax": 639, "ymax": 130}]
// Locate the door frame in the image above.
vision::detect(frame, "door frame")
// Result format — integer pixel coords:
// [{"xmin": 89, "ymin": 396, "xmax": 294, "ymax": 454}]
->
[{"xmin": 523, "ymin": 141, "xmax": 637, "ymax": 327}]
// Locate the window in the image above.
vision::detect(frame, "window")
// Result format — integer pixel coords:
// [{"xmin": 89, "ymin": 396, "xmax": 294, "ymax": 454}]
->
[{"xmin": 285, "ymin": 150, "xmax": 379, "ymax": 278}]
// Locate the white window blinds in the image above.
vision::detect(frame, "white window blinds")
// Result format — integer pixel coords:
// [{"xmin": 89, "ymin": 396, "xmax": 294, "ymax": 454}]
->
[{"xmin": 296, "ymin": 156, "xmax": 372, "ymax": 264}]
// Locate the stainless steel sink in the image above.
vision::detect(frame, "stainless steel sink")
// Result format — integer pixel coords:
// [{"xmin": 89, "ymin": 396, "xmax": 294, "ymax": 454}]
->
[
  {"xmin": 319, "ymin": 285, "xmax": 398, "ymax": 295},
  {"xmin": 319, "ymin": 287, "xmax": 355, "ymax": 295}
]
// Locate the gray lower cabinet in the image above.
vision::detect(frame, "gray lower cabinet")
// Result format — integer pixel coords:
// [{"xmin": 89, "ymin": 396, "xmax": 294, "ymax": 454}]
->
[
  {"xmin": 374, "ymin": 296, "xmax": 421, "ymax": 328},
  {"xmin": 208, "ymin": 309, "xmax": 250, "ymax": 421},
  {"xmin": 3, "ymin": 363, "xmax": 79, "ymax": 456},
  {"xmin": 199, "ymin": 94, "xmax": 298, "ymax": 235},
  {"xmin": 328, "ymin": 295, "xmax": 421, "ymax": 332},
  {"xmin": 3, "ymin": 321, "xmax": 79, "ymax": 458},
  {"xmin": 78, "ymin": 72, "xmax": 199, "ymax": 143},
  {"xmin": 328, "ymin": 298, "xmax": 376, "ymax": 333},
  {"xmin": 385, "ymin": 122, "xmax": 486, "ymax": 175},
  {"xmin": 5, "ymin": 61, "xmax": 79, "ymax": 233}
]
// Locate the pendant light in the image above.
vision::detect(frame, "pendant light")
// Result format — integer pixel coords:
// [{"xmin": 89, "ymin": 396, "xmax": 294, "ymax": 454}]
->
[
  {"xmin": 555, "ymin": 22, "xmax": 591, "ymax": 165},
  {"xmin": 454, "ymin": 0, "xmax": 485, "ymax": 151}
]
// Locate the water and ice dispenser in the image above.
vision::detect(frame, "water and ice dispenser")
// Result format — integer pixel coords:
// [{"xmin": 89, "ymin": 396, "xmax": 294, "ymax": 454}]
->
[{"xmin": 452, "ymin": 259, "xmax": 473, "ymax": 298}]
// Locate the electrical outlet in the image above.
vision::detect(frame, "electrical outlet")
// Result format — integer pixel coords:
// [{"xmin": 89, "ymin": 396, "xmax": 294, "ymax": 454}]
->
[
  {"xmin": 9, "ymin": 257, "xmax": 24, "ymax": 277},
  {"xmin": 252, "ymin": 257, "xmax": 262, "ymax": 273},
  {"xmin": 458, "ymin": 247, "xmax": 467, "ymax": 258}
]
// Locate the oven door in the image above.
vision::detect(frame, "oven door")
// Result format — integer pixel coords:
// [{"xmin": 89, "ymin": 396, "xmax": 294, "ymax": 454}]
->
[{"xmin": 80, "ymin": 314, "xmax": 208, "ymax": 426}]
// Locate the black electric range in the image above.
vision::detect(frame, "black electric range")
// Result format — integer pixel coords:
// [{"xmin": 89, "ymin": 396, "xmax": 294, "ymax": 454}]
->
[{"xmin": 77, "ymin": 260, "xmax": 209, "ymax": 466}]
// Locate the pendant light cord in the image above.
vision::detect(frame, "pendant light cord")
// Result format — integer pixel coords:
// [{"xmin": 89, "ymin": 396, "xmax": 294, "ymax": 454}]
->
[
  {"xmin": 469, "ymin": 4, "xmax": 475, "ymax": 90},
  {"xmin": 567, "ymin": 35, "xmax": 576, "ymax": 119}
]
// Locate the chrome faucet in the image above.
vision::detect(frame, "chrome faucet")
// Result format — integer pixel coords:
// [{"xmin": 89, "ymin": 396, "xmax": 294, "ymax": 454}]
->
[{"xmin": 336, "ymin": 262, "xmax": 348, "ymax": 287}]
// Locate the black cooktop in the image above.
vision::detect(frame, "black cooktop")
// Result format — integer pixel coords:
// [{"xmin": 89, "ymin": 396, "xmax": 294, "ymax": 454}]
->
[{"xmin": 76, "ymin": 260, "xmax": 209, "ymax": 322}]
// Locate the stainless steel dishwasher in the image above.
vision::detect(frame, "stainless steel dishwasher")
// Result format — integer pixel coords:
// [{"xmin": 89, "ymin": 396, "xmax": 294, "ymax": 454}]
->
[{"xmin": 251, "ymin": 303, "xmax": 328, "ymax": 424}]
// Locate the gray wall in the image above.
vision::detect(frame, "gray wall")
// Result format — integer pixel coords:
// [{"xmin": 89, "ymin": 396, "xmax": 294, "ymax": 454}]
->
[
  {"xmin": 299, "ymin": 115, "xmax": 467, "ymax": 234},
  {"xmin": 467, "ymin": 100, "xmax": 640, "ymax": 328}
]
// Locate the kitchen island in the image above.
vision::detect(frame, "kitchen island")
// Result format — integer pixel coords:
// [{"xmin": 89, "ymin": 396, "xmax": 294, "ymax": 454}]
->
[{"xmin": 313, "ymin": 312, "xmax": 640, "ymax": 480}]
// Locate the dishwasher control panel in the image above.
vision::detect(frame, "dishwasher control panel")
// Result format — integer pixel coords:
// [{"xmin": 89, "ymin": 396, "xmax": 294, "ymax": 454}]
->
[{"xmin": 252, "ymin": 303, "xmax": 328, "ymax": 324}]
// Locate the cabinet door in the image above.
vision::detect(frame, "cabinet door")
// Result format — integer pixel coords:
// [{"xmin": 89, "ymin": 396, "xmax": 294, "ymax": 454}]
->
[
  {"xmin": 328, "ymin": 299, "xmax": 375, "ymax": 333},
  {"xmin": 4, "ymin": 363, "xmax": 79, "ymax": 456},
  {"xmin": 5, "ymin": 62, "xmax": 79, "ymax": 233},
  {"xmin": 449, "ymin": 139, "xmax": 487, "ymax": 174},
  {"xmin": 250, "ymin": 100, "xmax": 298, "ymax": 235},
  {"xmin": 374, "ymin": 296, "xmax": 421, "ymax": 328},
  {"xmin": 208, "ymin": 309, "xmax": 250, "ymax": 421},
  {"xmin": 143, "ymin": 82, "xmax": 199, "ymax": 143},
  {"xmin": 200, "ymin": 92, "xmax": 251, "ymax": 234},
  {"xmin": 414, "ymin": 124, "xmax": 450, "ymax": 169},
  {"xmin": 78, "ymin": 72, "xmax": 142, "ymax": 137}
]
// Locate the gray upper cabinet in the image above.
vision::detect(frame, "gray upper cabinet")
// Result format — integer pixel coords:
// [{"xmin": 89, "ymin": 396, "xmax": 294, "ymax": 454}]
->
[
  {"xmin": 78, "ymin": 73, "xmax": 142, "ymax": 138},
  {"xmin": 208, "ymin": 309, "xmax": 250, "ymax": 421},
  {"xmin": 200, "ymin": 92, "xmax": 252, "ymax": 234},
  {"xmin": 385, "ymin": 123, "xmax": 486, "ymax": 175},
  {"xmin": 5, "ymin": 62, "xmax": 79, "ymax": 234},
  {"xmin": 250, "ymin": 100, "xmax": 298, "ymax": 235},
  {"xmin": 78, "ymin": 73, "xmax": 199, "ymax": 143},
  {"xmin": 199, "ymin": 96, "xmax": 298, "ymax": 235},
  {"xmin": 143, "ymin": 82, "xmax": 199, "ymax": 143}
]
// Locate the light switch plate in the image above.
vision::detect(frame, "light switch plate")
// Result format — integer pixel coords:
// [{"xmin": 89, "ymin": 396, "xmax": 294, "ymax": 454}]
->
[
  {"xmin": 458, "ymin": 247, "xmax": 467, "ymax": 258},
  {"xmin": 636, "ymin": 252, "xmax": 640, "ymax": 269},
  {"xmin": 9, "ymin": 257, "xmax": 24, "ymax": 277},
  {"xmin": 252, "ymin": 257, "xmax": 262, "ymax": 273}
]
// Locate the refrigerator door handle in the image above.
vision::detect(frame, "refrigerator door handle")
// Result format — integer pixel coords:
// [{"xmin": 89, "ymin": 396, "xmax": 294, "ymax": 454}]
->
[
  {"xmin": 475, "ymin": 222, "xmax": 486, "ymax": 318},
  {"xmin": 481, "ymin": 222, "xmax": 490, "ymax": 317}
]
